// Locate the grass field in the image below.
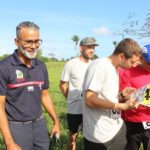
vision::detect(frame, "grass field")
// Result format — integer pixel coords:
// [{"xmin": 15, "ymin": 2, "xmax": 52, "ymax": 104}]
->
[
  {"xmin": 46, "ymin": 61, "xmax": 84, "ymax": 150},
  {"xmin": 0, "ymin": 61, "xmax": 84, "ymax": 150}
]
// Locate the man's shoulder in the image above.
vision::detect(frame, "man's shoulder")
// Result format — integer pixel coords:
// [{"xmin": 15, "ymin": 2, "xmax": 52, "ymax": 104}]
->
[
  {"xmin": 121, "ymin": 66, "xmax": 141, "ymax": 75},
  {"xmin": 64, "ymin": 57, "xmax": 79, "ymax": 66},
  {"xmin": 89, "ymin": 58, "xmax": 107, "ymax": 67},
  {"xmin": 35, "ymin": 58, "xmax": 45, "ymax": 66},
  {"xmin": 68, "ymin": 57, "xmax": 79, "ymax": 62},
  {"xmin": 0, "ymin": 55, "xmax": 12, "ymax": 66}
]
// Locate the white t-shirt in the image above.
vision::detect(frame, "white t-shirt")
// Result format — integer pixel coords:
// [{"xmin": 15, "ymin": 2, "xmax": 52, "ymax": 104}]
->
[
  {"xmin": 61, "ymin": 57, "xmax": 92, "ymax": 114},
  {"xmin": 82, "ymin": 58, "xmax": 123, "ymax": 143}
]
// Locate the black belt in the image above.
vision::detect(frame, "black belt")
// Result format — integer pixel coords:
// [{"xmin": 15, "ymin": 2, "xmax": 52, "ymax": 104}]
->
[{"xmin": 9, "ymin": 115, "xmax": 43, "ymax": 125}]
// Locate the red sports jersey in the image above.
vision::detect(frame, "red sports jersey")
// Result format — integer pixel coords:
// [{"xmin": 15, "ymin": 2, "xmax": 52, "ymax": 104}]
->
[{"xmin": 119, "ymin": 66, "xmax": 150, "ymax": 122}]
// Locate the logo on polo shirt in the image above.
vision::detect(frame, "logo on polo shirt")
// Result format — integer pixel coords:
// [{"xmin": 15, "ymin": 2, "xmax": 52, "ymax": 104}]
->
[
  {"xmin": 16, "ymin": 70, "xmax": 25, "ymax": 82},
  {"xmin": 27, "ymin": 86, "xmax": 34, "ymax": 91}
]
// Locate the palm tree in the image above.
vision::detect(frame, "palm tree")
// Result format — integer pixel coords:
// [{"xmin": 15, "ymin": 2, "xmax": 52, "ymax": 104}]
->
[
  {"xmin": 112, "ymin": 41, "xmax": 118, "ymax": 48},
  {"xmin": 71, "ymin": 35, "xmax": 80, "ymax": 56}
]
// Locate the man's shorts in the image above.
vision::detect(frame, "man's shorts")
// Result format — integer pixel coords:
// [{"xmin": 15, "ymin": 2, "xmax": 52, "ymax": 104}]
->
[{"xmin": 67, "ymin": 114, "xmax": 82, "ymax": 133}]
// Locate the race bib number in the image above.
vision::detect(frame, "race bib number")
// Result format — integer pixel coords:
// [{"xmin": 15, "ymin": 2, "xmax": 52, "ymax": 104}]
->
[
  {"xmin": 142, "ymin": 122, "xmax": 150, "ymax": 129},
  {"xmin": 110, "ymin": 110, "xmax": 121, "ymax": 119},
  {"xmin": 142, "ymin": 87, "xmax": 150, "ymax": 106},
  {"xmin": 131, "ymin": 84, "xmax": 150, "ymax": 107}
]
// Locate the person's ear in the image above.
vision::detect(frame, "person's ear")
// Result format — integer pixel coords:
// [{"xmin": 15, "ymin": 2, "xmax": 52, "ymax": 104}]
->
[
  {"xmin": 80, "ymin": 45, "xmax": 83, "ymax": 52},
  {"xmin": 15, "ymin": 38, "xmax": 19, "ymax": 46},
  {"xmin": 119, "ymin": 53, "xmax": 125, "ymax": 60}
]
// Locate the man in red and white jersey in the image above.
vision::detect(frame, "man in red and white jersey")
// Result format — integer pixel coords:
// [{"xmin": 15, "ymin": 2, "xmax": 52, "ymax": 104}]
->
[{"xmin": 119, "ymin": 44, "xmax": 150, "ymax": 150}]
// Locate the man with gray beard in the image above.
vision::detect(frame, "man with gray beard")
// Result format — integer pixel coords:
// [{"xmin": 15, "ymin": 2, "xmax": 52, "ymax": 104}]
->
[{"xmin": 0, "ymin": 21, "xmax": 60, "ymax": 150}]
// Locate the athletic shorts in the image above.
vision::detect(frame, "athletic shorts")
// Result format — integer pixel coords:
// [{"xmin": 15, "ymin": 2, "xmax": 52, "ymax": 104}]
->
[
  {"xmin": 67, "ymin": 114, "xmax": 82, "ymax": 133},
  {"xmin": 125, "ymin": 121, "xmax": 150, "ymax": 150}
]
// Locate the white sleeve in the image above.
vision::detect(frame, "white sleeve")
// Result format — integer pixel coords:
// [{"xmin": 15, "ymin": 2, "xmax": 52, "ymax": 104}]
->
[
  {"xmin": 60, "ymin": 61, "xmax": 71, "ymax": 82},
  {"xmin": 83, "ymin": 62, "xmax": 105, "ymax": 93}
]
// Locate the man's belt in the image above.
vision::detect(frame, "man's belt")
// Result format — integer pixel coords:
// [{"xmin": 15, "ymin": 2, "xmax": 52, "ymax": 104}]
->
[{"xmin": 8, "ymin": 114, "xmax": 43, "ymax": 125}]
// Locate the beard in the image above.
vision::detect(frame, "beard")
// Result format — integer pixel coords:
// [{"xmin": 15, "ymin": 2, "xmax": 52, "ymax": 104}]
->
[
  {"xmin": 18, "ymin": 46, "xmax": 38, "ymax": 59},
  {"xmin": 82, "ymin": 51, "xmax": 93, "ymax": 60}
]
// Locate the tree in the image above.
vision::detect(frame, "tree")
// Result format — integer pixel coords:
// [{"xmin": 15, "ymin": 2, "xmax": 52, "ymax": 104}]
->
[
  {"xmin": 0, "ymin": 54, "xmax": 10, "ymax": 60},
  {"xmin": 112, "ymin": 41, "xmax": 118, "ymax": 48},
  {"xmin": 36, "ymin": 49, "xmax": 49, "ymax": 63},
  {"xmin": 48, "ymin": 53, "xmax": 55, "ymax": 59},
  {"xmin": 48, "ymin": 53, "xmax": 58, "ymax": 61},
  {"xmin": 36, "ymin": 49, "xmax": 43, "ymax": 58},
  {"xmin": 71, "ymin": 35, "xmax": 80, "ymax": 56},
  {"xmin": 121, "ymin": 10, "xmax": 150, "ymax": 38},
  {"xmin": 93, "ymin": 54, "xmax": 99, "ymax": 60}
]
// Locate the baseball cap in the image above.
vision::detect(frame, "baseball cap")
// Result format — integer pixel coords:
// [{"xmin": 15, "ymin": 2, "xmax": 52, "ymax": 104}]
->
[
  {"xmin": 141, "ymin": 44, "xmax": 150, "ymax": 63},
  {"xmin": 80, "ymin": 37, "xmax": 99, "ymax": 46}
]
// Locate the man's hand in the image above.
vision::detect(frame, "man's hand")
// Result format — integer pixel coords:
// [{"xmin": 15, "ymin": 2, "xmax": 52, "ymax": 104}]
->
[
  {"xmin": 120, "ymin": 87, "xmax": 136, "ymax": 100},
  {"xmin": 115, "ymin": 99, "xmax": 138, "ymax": 110},
  {"xmin": 6, "ymin": 142, "xmax": 22, "ymax": 150},
  {"xmin": 124, "ymin": 99, "xmax": 138, "ymax": 110},
  {"xmin": 50, "ymin": 121, "xmax": 61, "ymax": 139}
]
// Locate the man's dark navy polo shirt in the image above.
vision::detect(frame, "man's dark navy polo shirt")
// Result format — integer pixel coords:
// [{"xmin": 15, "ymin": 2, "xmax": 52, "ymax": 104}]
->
[{"xmin": 0, "ymin": 50, "xmax": 49, "ymax": 121}]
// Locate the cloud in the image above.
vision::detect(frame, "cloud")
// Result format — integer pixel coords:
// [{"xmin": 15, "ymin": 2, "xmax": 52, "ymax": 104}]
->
[{"xmin": 93, "ymin": 26, "xmax": 112, "ymax": 36}]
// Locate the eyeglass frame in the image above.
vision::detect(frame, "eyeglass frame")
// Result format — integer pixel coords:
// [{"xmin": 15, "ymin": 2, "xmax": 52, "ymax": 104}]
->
[{"xmin": 18, "ymin": 38, "xmax": 42, "ymax": 47}]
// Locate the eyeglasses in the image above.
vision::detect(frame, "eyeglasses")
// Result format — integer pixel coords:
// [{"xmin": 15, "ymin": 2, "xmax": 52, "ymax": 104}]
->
[{"xmin": 18, "ymin": 38, "xmax": 42, "ymax": 47}]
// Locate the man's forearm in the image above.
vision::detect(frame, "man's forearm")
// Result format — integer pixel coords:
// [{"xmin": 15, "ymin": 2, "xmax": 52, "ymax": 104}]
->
[
  {"xmin": 0, "ymin": 102, "xmax": 14, "ymax": 147},
  {"xmin": 59, "ymin": 81, "xmax": 68, "ymax": 98},
  {"xmin": 61, "ymin": 88, "xmax": 68, "ymax": 98},
  {"xmin": 85, "ymin": 90, "xmax": 136, "ymax": 110},
  {"xmin": 41, "ymin": 90, "xmax": 60, "ymax": 137},
  {"xmin": 41, "ymin": 90, "xmax": 60, "ymax": 123}
]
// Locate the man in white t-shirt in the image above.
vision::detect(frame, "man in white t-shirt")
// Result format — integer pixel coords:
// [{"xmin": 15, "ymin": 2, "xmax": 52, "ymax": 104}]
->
[
  {"xmin": 59, "ymin": 37, "xmax": 98, "ymax": 150},
  {"xmin": 82, "ymin": 38, "xmax": 141, "ymax": 150}
]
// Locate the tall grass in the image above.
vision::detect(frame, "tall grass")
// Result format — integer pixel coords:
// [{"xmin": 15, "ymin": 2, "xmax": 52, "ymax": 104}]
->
[{"xmin": 46, "ymin": 61, "xmax": 84, "ymax": 150}]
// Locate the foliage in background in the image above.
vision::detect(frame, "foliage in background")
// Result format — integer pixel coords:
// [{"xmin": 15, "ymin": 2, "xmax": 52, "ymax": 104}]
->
[
  {"xmin": 71, "ymin": 35, "xmax": 80, "ymax": 50},
  {"xmin": 36, "ymin": 49, "xmax": 58, "ymax": 63},
  {"xmin": 0, "ymin": 54, "xmax": 10, "ymax": 60},
  {"xmin": 122, "ymin": 11, "xmax": 150, "ymax": 38},
  {"xmin": 0, "ymin": 49, "xmax": 60, "ymax": 62},
  {"xmin": 114, "ymin": 9, "xmax": 150, "ymax": 40},
  {"xmin": 71, "ymin": 35, "xmax": 80, "ymax": 56}
]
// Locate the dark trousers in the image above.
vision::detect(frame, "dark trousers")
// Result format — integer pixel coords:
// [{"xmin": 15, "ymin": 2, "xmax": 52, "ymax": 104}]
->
[
  {"xmin": 84, "ymin": 123, "xmax": 127, "ymax": 150},
  {"xmin": 9, "ymin": 118, "xmax": 50, "ymax": 150},
  {"xmin": 125, "ymin": 121, "xmax": 150, "ymax": 150}
]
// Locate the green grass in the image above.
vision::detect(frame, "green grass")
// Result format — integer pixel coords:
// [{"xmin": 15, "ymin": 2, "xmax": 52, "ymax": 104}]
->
[
  {"xmin": 46, "ymin": 61, "xmax": 83, "ymax": 150},
  {"xmin": 0, "ymin": 61, "xmax": 84, "ymax": 150}
]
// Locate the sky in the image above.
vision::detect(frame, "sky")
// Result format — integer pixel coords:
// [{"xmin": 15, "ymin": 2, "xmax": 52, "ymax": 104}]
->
[{"xmin": 0, "ymin": 0, "xmax": 150, "ymax": 60}]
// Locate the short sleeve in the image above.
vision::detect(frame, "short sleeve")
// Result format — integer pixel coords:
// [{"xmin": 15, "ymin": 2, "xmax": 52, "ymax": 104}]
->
[
  {"xmin": 83, "ymin": 62, "xmax": 105, "ymax": 93},
  {"xmin": 0, "ymin": 66, "xmax": 8, "ymax": 96},
  {"xmin": 42, "ymin": 64, "xmax": 49, "ymax": 90},
  {"xmin": 60, "ymin": 61, "xmax": 71, "ymax": 82}
]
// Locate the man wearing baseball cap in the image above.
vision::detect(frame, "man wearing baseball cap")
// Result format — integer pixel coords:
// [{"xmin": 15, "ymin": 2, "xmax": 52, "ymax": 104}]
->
[
  {"xmin": 59, "ymin": 37, "xmax": 98, "ymax": 150},
  {"xmin": 80, "ymin": 37, "xmax": 99, "ymax": 46},
  {"xmin": 120, "ymin": 44, "xmax": 150, "ymax": 150}
]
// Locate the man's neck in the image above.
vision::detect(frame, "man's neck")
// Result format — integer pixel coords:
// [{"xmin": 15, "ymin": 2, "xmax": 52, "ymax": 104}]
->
[
  {"xmin": 108, "ymin": 55, "xmax": 120, "ymax": 69},
  {"xmin": 18, "ymin": 51, "xmax": 32, "ymax": 68},
  {"xmin": 79, "ymin": 55, "xmax": 90, "ymax": 63}
]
